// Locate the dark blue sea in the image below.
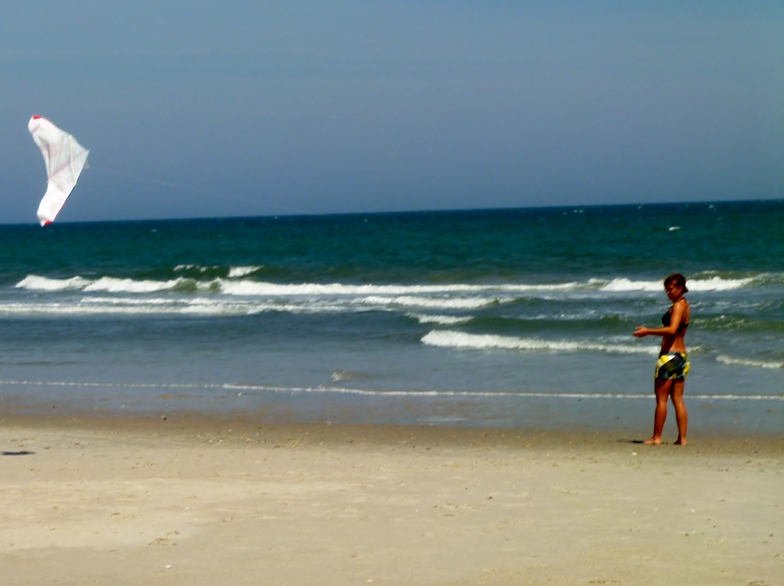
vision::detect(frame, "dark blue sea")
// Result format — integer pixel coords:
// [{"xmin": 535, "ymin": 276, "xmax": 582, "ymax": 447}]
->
[{"xmin": 1, "ymin": 201, "xmax": 782, "ymax": 436}]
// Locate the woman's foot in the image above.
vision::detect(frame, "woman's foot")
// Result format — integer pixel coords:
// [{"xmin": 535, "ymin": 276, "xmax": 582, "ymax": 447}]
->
[
  {"xmin": 674, "ymin": 437, "xmax": 687, "ymax": 446},
  {"xmin": 643, "ymin": 437, "xmax": 662, "ymax": 445}
]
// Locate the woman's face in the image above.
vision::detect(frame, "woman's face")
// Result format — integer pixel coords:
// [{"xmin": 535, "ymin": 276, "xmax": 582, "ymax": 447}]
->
[{"xmin": 665, "ymin": 282, "xmax": 684, "ymax": 301}]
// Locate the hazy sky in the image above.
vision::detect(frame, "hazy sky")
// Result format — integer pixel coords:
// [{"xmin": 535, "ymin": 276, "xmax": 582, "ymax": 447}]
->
[{"xmin": 2, "ymin": 1, "xmax": 782, "ymax": 224}]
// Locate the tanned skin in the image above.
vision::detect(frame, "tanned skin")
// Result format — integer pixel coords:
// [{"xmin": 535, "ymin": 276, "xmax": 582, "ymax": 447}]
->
[{"xmin": 634, "ymin": 281, "xmax": 690, "ymax": 445}]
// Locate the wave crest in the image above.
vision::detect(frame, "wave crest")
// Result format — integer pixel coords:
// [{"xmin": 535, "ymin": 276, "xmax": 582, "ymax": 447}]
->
[
  {"xmin": 16, "ymin": 272, "xmax": 769, "ymax": 297},
  {"xmin": 407, "ymin": 313, "xmax": 474, "ymax": 325},
  {"xmin": 599, "ymin": 276, "xmax": 755, "ymax": 292},
  {"xmin": 16, "ymin": 275, "xmax": 91, "ymax": 291},
  {"xmin": 421, "ymin": 330, "xmax": 657, "ymax": 355},
  {"xmin": 716, "ymin": 355, "xmax": 784, "ymax": 370}
]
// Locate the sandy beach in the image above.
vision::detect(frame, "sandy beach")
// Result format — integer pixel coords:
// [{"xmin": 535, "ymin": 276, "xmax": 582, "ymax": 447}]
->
[{"xmin": 0, "ymin": 413, "xmax": 781, "ymax": 586}]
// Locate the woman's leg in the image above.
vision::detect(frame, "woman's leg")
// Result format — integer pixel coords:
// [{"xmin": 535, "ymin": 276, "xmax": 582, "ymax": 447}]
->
[
  {"xmin": 670, "ymin": 380, "xmax": 688, "ymax": 445},
  {"xmin": 644, "ymin": 378, "xmax": 672, "ymax": 445}
]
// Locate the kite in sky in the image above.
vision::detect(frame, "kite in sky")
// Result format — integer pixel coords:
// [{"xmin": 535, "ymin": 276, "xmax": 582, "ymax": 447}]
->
[{"xmin": 28, "ymin": 115, "xmax": 89, "ymax": 226}]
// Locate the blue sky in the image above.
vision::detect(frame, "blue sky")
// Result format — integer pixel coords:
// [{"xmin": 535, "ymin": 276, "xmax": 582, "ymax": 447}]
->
[{"xmin": 1, "ymin": 1, "xmax": 782, "ymax": 223}]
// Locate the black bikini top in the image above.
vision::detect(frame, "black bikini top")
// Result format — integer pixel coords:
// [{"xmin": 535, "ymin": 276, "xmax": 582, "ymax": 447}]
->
[{"xmin": 662, "ymin": 304, "xmax": 689, "ymax": 331}]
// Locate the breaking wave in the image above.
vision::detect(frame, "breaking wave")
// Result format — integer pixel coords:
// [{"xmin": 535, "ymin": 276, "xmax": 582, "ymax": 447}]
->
[
  {"xmin": 599, "ymin": 276, "xmax": 757, "ymax": 293},
  {"xmin": 16, "ymin": 273, "xmax": 768, "ymax": 297},
  {"xmin": 407, "ymin": 313, "xmax": 474, "ymax": 325},
  {"xmin": 17, "ymin": 275, "xmax": 193, "ymax": 294},
  {"xmin": 421, "ymin": 330, "xmax": 658, "ymax": 355},
  {"xmin": 716, "ymin": 355, "xmax": 784, "ymax": 370},
  {"xmin": 227, "ymin": 266, "xmax": 264, "ymax": 278}
]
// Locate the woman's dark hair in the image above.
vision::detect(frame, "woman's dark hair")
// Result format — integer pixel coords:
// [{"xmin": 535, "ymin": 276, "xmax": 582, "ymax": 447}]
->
[{"xmin": 664, "ymin": 273, "xmax": 688, "ymax": 293}]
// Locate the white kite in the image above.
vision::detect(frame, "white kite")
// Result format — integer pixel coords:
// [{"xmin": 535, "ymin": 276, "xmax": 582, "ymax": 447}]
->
[{"xmin": 28, "ymin": 115, "xmax": 90, "ymax": 226}]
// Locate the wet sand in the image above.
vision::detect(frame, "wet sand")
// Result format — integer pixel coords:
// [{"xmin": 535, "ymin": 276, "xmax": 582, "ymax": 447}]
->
[{"xmin": 0, "ymin": 413, "xmax": 781, "ymax": 585}]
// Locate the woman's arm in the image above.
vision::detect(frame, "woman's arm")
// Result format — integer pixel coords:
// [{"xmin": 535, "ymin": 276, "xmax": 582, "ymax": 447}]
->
[{"xmin": 634, "ymin": 300, "xmax": 686, "ymax": 338}]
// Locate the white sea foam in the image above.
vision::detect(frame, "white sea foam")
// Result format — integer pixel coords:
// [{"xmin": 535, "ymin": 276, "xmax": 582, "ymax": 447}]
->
[
  {"xmin": 0, "ymin": 297, "xmax": 264, "ymax": 317},
  {"xmin": 16, "ymin": 275, "xmax": 91, "ymax": 291},
  {"xmin": 361, "ymin": 295, "xmax": 495, "ymax": 309},
  {"xmin": 421, "ymin": 330, "xmax": 657, "ymax": 355},
  {"xmin": 83, "ymin": 277, "xmax": 187, "ymax": 293},
  {"xmin": 0, "ymin": 379, "xmax": 779, "ymax": 401},
  {"xmin": 14, "ymin": 273, "xmax": 765, "ymax": 300},
  {"xmin": 175, "ymin": 264, "xmax": 229, "ymax": 275},
  {"xmin": 218, "ymin": 281, "xmax": 514, "ymax": 296},
  {"xmin": 198, "ymin": 279, "xmax": 609, "ymax": 297},
  {"xmin": 716, "ymin": 355, "xmax": 784, "ymax": 370},
  {"xmin": 0, "ymin": 297, "xmax": 386, "ymax": 317},
  {"xmin": 600, "ymin": 276, "xmax": 755, "ymax": 293},
  {"xmin": 80, "ymin": 297, "xmax": 177, "ymax": 306},
  {"xmin": 407, "ymin": 313, "xmax": 474, "ymax": 325},
  {"xmin": 228, "ymin": 266, "xmax": 263, "ymax": 278},
  {"xmin": 16, "ymin": 274, "xmax": 192, "ymax": 294},
  {"xmin": 687, "ymin": 276, "xmax": 757, "ymax": 291},
  {"xmin": 497, "ymin": 282, "xmax": 588, "ymax": 292},
  {"xmin": 179, "ymin": 304, "xmax": 248, "ymax": 315},
  {"xmin": 0, "ymin": 303, "xmax": 180, "ymax": 316},
  {"xmin": 599, "ymin": 278, "xmax": 663, "ymax": 292},
  {"xmin": 526, "ymin": 310, "xmax": 602, "ymax": 321}
]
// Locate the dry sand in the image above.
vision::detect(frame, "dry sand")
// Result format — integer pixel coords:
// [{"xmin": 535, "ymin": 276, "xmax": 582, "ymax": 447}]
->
[{"xmin": 0, "ymin": 413, "xmax": 781, "ymax": 586}]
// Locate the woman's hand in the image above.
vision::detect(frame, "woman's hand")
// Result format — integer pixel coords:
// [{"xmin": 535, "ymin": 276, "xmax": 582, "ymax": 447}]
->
[{"xmin": 633, "ymin": 326, "xmax": 648, "ymax": 338}]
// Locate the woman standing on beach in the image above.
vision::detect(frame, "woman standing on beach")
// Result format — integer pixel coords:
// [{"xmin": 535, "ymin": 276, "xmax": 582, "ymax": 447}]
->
[{"xmin": 633, "ymin": 273, "xmax": 690, "ymax": 445}]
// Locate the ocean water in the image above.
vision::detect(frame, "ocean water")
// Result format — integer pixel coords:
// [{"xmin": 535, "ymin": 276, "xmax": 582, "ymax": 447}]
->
[{"xmin": 0, "ymin": 201, "xmax": 782, "ymax": 435}]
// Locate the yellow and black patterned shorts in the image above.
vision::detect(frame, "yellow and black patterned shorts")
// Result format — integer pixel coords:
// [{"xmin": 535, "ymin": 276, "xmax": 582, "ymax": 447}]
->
[{"xmin": 655, "ymin": 352, "xmax": 690, "ymax": 380}]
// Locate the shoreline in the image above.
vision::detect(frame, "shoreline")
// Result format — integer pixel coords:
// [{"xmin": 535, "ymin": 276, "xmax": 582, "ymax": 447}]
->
[
  {"xmin": 2, "ymin": 384, "xmax": 782, "ymax": 441},
  {"xmin": 2, "ymin": 410, "xmax": 783, "ymax": 453}
]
